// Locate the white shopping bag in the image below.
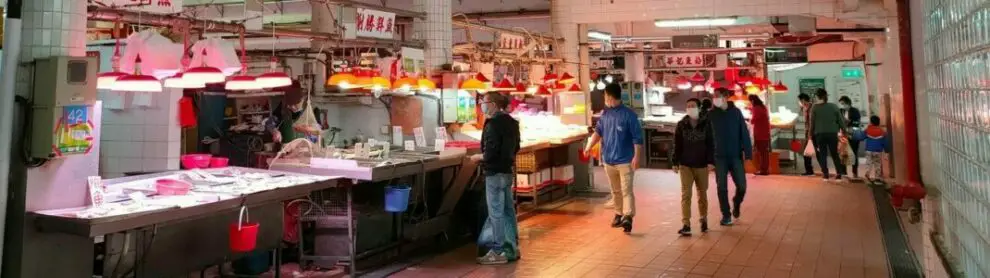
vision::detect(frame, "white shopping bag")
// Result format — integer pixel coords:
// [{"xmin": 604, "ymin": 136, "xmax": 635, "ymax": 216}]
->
[{"xmin": 803, "ymin": 140, "xmax": 816, "ymax": 157}]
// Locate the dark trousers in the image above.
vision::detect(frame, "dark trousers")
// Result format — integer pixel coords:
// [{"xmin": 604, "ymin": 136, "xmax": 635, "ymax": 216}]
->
[
  {"xmin": 754, "ymin": 140, "xmax": 771, "ymax": 174},
  {"xmin": 803, "ymin": 155, "xmax": 815, "ymax": 174},
  {"xmin": 813, "ymin": 133, "xmax": 846, "ymax": 178},
  {"xmin": 849, "ymin": 139, "xmax": 861, "ymax": 176},
  {"xmin": 715, "ymin": 157, "xmax": 747, "ymax": 219}
]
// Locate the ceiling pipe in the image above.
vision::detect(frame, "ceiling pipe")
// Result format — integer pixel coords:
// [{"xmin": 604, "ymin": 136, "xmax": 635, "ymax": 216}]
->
[
  {"xmin": 816, "ymin": 28, "xmax": 887, "ymax": 33},
  {"xmin": 452, "ymin": 19, "xmax": 563, "ymax": 43},
  {"xmin": 183, "ymin": 0, "xmax": 426, "ymax": 19},
  {"xmin": 87, "ymin": 7, "xmax": 425, "ymax": 48},
  {"xmin": 460, "ymin": 9, "xmax": 550, "ymax": 20}
]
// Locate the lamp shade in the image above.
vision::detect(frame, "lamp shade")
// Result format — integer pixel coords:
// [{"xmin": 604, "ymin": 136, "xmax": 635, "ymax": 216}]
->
[
  {"xmin": 558, "ymin": 72, "xmax": 576, "ymax": 84},
  {"xmin": 771, "ymin": 81, "xmax": 789, "ymax": 93},
  {"xmin": 566, "ymin": 84, "xmax": 582, "ymax": 91},
  {"xmin": 474, "ymin": 73, "xmax": 491, "ymax": 83},
  {"xmin": 492, "ymin": 79, "xmax": 515, "ymax": 91},
  {"xmin": 417, "ymin": 78, "xmax": 437, "ymax": 91},
  {"xmin": 512, "ymin": 82, "xmax": 528, "ymax": 95},
  {"xmin": 327, "ymin": 72, "xmax": 358, "ymax": 89},
  {"xmin": 676, "ymin": 77, "xmax": 692, "ymax": 90},
  {"xmin": 392, "ymin": 77, "xmax": 417, "ymax": 91},
  {"xmin": 112, "ymin": 74, "xmax": 162, "ymax": 92},
  {"xmin": 97, "ymin": 71, "xmax": 128, "ymax": 90},
  {"xmin": 370, "ymin": 76, "xmax": 392, "ymax": 91},
  {"xmin": 690, "ymin": 72, "xmax": 706, "ymax": 82},
  {"xmin": 460, "ymin": 78, "xmax": 487, "ymax": 91},
  {"xmin": 535, "ymin": 85, "xmax": 552, "ymax": 96},
  {"xmin": 543, "ymin": 72, "xmax": 559, "ymax": 83},
  {"xmin": 184, "ymin": 66, "xmax": 226, "ymax": 84},
  {"xmin": 745, "ymin": 85, "xmax": 761, "ymax": 94},
  {"xmin": 163, "ymin": 73, "xmax": 205, "ymax": 89},
  {"xmin": 226, "ymin": 75, "xmax": 260, "ymax": 91},
  {"xmin": 256, "ymin": 71, "xmax": 293, "ymax": 88}
]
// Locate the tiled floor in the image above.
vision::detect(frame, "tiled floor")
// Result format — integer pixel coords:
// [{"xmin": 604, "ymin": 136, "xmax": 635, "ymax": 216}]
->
[{"xmin": 390, "ymin": 169, "xmax": 890, "ymax": 278}]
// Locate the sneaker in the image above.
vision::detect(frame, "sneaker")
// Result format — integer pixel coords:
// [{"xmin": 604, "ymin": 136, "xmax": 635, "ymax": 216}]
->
[
  {"xmin": 720, "ymin": 217, "xmax": 734, "ymax": 226},
  {"xmin": 477, "ymin": 250, "xmax": 509, "ymax": 265},
  {"xmin": 621, "ymin": 216, "xmax": 633, "ymax": 233},
  {"xmin": 604, "ymin": 199, "xmax": 615, "ymax": 208},
  {"xmin": 678, "ymin": 225, "xmax": 692, "ymax": 236},
  {"xmin": 700, "ymin": 219, "xmax": 709, "ymax": 233},
  {"xmin": 611, "ymin": 214, "xmax": 623, "ymax": 228}
]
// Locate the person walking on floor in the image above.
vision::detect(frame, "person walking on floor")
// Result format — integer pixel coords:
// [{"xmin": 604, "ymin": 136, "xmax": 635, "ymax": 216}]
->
[
  {"xmin": 798, "ymin": 93, "xmax": 816, "ymax": 176},
  {"xmin": 748, "ymin": 94, "xmax": 772, "ymax": 176},
  {"xmin": 470, "ymin": 92, "xmax": 521, "ymax": 265},
  {"xmin": 809, "ymin": 89, "xmax": 847, "ymax": 181},
  {"xmin": 708, "ymin": 88, "xmax": 753, "ymax": 226},
  {"xmin": 864, "ymin": 116, "xmax": 888, "ymax": 183},
  {"xmin": 585, "ymin": 83, "xmax": 643, "ymax": 233},
  {"xmin": 673, "ymin": 98, "xmax": 715, "ymax": 236},
  {"xmin": 838, "ymin": 96, "xmax": 863, "ymax": 178}
]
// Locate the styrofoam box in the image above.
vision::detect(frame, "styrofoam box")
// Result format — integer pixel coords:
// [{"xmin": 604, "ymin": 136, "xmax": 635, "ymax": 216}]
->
[
  {"xmin": 553, "ymin": 165, "xmax": 574, "ymax": 182},
  {"xmin": 539, "ymin": 168, "xmax": 552, "ymax": 184}
]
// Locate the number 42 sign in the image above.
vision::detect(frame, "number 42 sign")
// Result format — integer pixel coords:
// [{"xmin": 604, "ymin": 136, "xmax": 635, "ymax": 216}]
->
[{"xmin": 54, "ymin": 105, "xmax": 95, "ymax": 156}]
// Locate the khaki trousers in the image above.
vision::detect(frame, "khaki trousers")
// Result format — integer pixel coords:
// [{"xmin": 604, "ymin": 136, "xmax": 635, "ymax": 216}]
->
[
  {"xmin": 679, "ymin": 167, "xmax": 709, "ymax": 225},
  {"xmin": 604, "ymin": 163, "xmax": 635, "ymax": 217}
]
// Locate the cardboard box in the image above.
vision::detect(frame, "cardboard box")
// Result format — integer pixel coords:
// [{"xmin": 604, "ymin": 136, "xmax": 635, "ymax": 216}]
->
[
  {"xmin": 516, "ymin": 173, "xmax": 540, "ymax": 188},
  {"xmin": 539, "ymin": 168, "xmax": 553, "ymax": 185},
  {"xmin": 552, "ymin": 165, "xmax": 574, "ymax": 183}
]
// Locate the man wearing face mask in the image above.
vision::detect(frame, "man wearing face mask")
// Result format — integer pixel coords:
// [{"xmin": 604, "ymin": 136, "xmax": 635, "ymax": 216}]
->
[
  {"xmin": 707, "ymin": 88, "xmax": 752, "ymax": 226},
  {"xmin": 470, "ymin": 92, "xmax": 521, "ymax": 264},
  {"xmin": 797, "ymin": 93, "xmax": 815, "ymax": 176},
  {"xmin": 585, "ymin": 83, "xmax": 643, "ymax": 233},
  {"xmin": 673, "ymin": 98, "xmax": 715, "ymax": 236},
  {"xmin": 810, "ymin": 89, "xmax": 846, "ymax": 181}
]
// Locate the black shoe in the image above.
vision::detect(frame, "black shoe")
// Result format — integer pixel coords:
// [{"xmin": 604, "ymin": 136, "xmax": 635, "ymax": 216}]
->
[
  {"xmin": 732, "ymin": 206, "xmax": 741, "ymax": 219},
  {"xmin": 801, "ymin": 172, "xmax": 815, "ymax": 176},
  {"xmin": 678, "ymin": 225, "xmax": 692, "ymax": 236},
  {"xmin": 621, "ymin": 216, "xmax": 633, "ymax": 233},
  {"xmin": 700, "ymin": 219, "xmax": 709, "ymax": 233},
  {"xmin": 720, "ymin": 217, "xmax": 734, "ymax": 226},
  {"xmin": 611, "ymin": 215, "xmax": 622, "ymax": 228}
]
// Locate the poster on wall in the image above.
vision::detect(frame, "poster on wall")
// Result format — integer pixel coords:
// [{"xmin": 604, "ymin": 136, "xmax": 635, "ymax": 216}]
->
[
  {"xmin": 798, "ymin": 78, "xmax": 827, "ymax": 98},
  {"xmin": 657, "ymin": 53, "xmax": 717, "ymax": 69},
  {"xmin": 106, "ymin": 0, "xmax": 184, "ymax": 14},
  {"xmin": 356, "ymin": 8, "xmax": 396, "ymax": 39},
  {"xmin": 836, "ymin": 79, "xmax": 865, "ymax": 108}
]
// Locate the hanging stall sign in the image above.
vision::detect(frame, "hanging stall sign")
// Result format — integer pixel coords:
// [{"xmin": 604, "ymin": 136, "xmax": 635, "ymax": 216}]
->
[
  {"xmin": 106, "ymin": 0, "xmax": 183, "ymax": 14},
  {"xmin": 659, "ymin": 53, "xmax": 718, "ymax": 68},
  {"xmin": 401, "ymin": 47, "xmax": 426, "ymax": 76},
  {"xmin": 671, "ymin": 35, "xmax": 719, "ymax": 49},
  {"xmin": 765, "ymin": 47, "xmax": 808, "ymax": 64},
  {"xmin": 498, "ymin": 33, "xmax": 527, "ymax": 50},
  {"xmin": 356, "ymin": 8, "xmax": 396, "ymax": 39}
]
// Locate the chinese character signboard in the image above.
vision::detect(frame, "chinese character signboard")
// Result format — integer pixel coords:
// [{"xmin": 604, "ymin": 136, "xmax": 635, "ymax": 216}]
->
[
  {"xmin": 498, "ymin": 33, "xmax": 526, "ymax": 50},
  {"xmin": 764, "ymin": 47, "xmax": 809, "ymax": 64},
  {"xmin": 107, "ymin": 0, "xmax": 183, "ymax": 14},
  {"xmin": 659, "ymin": 53, "xmax": 717, "ymax": 69},
  {"xmin": 356, "ymin": 8, "xmax": 396, "ymax": 39}
]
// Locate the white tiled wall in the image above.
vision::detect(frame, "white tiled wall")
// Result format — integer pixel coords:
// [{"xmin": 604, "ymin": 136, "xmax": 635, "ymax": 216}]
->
[
  {"xmin": 413, "ymin": 0, "xmax": 452, "ymax": 72},
  {"xmin": 551, "ymin": 0, "xmax": 841, "ymax": 24},
  {"xmin": 98, "ymin": 90, "xmax": 183, "ymax": 178}
]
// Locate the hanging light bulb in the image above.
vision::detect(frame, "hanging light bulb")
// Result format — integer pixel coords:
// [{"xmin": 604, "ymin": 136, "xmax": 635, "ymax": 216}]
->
[
  {"xmin": 771, "ymin": 81, "xmax": 789, "ymax": 93},
  {"xmin": 535, "ymin": 85, "xmax": 553, "ymax": 96},
  {"xmin": 596, "ymin": 81, "xmax": 606, "ymax": 90},
  {"xmin": 112, "ymin": 55, "xmax": 162, "ymax": 92},
  {"xmin": 676, "ymin": 77, "xmax": 692, "ymax": 90},
  {"xmin": 460, "ymin": 76, "xmax": 488, "ymax": 91},
  {"xmin": 604, "ymin": 75, "xmax": 614, "ymax": 83},
  {"xmin": 184, "ymin": 49, "xmax": 226, "ymax": 85},
  {"xmin": 692, "ymin": 84, "xmax": 706, "ymax": 92},
  {"xmin": 98, "ymin": 19, "xmax": 127, "ymax": 90},
  {"xmin": 492, "ymin": 79, "xmax": 515, "ymax": 92},
  {"xmin": 543, "ymin": 72, "xmax": 559, "ymax": 83}
]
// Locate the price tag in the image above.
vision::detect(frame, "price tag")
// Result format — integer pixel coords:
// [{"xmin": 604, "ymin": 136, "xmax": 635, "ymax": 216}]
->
[
  {"xmin": 434, "ymin": 139, "xmax": 446, "ymax": 152},
  {"xmin": 368, "ymin": 138, "xmax": 378, "ymax": 146},
  {"xmin": 413, "ymin": 127, "xmax": 426, "ymax": 147},
  {"xmin": 363, "ymin": 142, "xmax": 373, "ymax": 157},
  {"xmin": 404, "ymin": 140, "xmax": 416, "ymax": 151},
  {"xmin": 354, "ymin": 143, "xmax": 366, "ymax": 158},
  {"xmin": 87, "ymin": 176, "xmax": 105, "ymax": 208},
  {"xmin": 435, "ymin": 127, "xmax": 448, "ymax": 141},
  {"xmin": 392, "ymin": 126, "xmax": 403, "ymax": 146}
]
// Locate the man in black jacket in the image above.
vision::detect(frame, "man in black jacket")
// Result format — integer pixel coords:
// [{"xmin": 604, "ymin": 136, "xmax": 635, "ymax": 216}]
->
[
  {"xmin": 470, "ymin": 92, "xmax": 521, "ymax": 265},
  {"xmin": 672, "ymin": 98, "xmax": 715, "ymax": 236}
]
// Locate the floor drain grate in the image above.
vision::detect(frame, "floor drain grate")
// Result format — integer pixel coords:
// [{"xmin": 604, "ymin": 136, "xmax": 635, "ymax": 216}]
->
[{"xmin": 870, "ymin": 184, "xmax": 923, "ymax": 278}]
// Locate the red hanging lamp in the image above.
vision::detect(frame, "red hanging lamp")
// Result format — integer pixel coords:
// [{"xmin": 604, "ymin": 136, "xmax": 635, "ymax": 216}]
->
[
  {"xmin": 256, "ymin": 22, "xmax": 292, "ymax": 89},
  {"xmin": 535, "ymin": 84, "xmax": 553, "ymax": 96},
  {"xmin": 164, "ymin": 28, "xmax": 205, "ymax": 89},
  {"xmin": 771, "ymin": 81, "xmax": 789, "ymax": 93},
  {"xmin": 97, "ymin": 19, "xmax": 128, "ymax": 90},
  {"xmin": 184, "ymin": 48, "xmax": 226, "ymax": 85},
  {"xmin": 226, "ymin": 28, "xmax": 259, "ymax": 91},
  {"xmin": 690, "ymin": 72, "xmax": 706, "ymax": 82},
  {"xmin": 112, "ymin": 55, "xmax": 162, "ymax": 92},
  {"xmin": 558, "ymin": 72, "xmax": 577, "ymax": 84}
]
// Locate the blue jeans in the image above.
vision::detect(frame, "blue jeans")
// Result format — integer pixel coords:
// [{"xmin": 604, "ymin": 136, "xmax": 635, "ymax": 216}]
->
[
  {"xmin": 715, "ymin": 157, "xmax": 747, "ymax": 219},
  {"xmin": 478, "ymin": 173, "xmax": 519, "ymax": 255}
]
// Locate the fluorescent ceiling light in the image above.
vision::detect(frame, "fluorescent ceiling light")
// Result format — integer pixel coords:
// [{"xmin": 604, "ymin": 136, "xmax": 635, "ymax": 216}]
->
[
  {"xmin": 588, "ymin": 30, "xmax": 612, "ymax": 41},
  {"xmin": 655, "ymin": 17, "xmax": 737, "ymax": 28},
  {"xmin": 768, "ymin": 63, "xmax": 809, "ymax": 71}
]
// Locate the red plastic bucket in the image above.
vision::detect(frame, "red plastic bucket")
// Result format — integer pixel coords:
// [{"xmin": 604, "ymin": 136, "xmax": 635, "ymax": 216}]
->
[{"xmin": 229, "ymin": 206, "xmax": 259, "ymax": 252}]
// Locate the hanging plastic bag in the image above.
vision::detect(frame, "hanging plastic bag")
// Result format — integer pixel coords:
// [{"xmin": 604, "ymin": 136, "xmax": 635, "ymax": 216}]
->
[
  {"xmin": 839, "ymin": 136, "xmax": 854, "ymax": 166},
  {"xmin": 292, "ymin": 99, "xmax": 321, "ymax": 136},
  {"xmin": 803, "ymin": 140, "xmax": 816, "ymax": 157},
  {"xmin": 178, "ymin": 96, "xmax": 197, "ymax": 128}
]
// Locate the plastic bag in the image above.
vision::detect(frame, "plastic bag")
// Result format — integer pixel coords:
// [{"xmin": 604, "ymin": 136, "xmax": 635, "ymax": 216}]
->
[
  {"xmin": 292, "ymin": 99, "xmax": 322, "ymax": 136},
  {"xmin": 840, "ymin": 137, "xmax": 854, "ymax": 166},
  {"xmin": 803, "ymin": 140, "xmax": 816, "ymax": 157}
]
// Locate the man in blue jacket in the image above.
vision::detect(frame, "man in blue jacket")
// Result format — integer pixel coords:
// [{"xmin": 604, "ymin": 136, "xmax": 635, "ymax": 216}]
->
[
  {"xmin": 585, "ymin": 83, "xmax": 643, "ymax": 233},
  {"xmin": 707, "ymin": 88, "xmax": 753, "ymax": 226}
]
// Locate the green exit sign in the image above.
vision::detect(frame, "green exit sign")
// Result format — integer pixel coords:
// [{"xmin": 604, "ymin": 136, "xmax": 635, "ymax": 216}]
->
[{"xmin": 841, "ymin": 67, "xmax": 863, "ymax": 79}]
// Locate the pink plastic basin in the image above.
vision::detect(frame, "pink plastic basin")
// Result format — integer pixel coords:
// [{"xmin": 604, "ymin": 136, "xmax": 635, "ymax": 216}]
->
[
  {"xmin": 181, "ymin": 154, "xmax": 212, "ymax": 169},
  {"xmin": 155, "ymin": 179, "xmax": 192, "ymax": 196},
  {"xmin": 210, "ymin": 157, "xmax": 229, "ymax": 168}
]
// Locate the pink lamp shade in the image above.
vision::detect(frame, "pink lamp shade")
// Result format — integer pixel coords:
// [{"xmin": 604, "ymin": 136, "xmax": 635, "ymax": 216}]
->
[
  {"xmin": 163, "ymin": 73, "xmax": 206, "ymax": 89},
  {"xmin": 535, "ymin": 85, "xmax": 553, "ymax": 96},
  {"xmin": 690, "ymin": 72, "xmax": 706, "ymax": 82},
  {"xmin": 112, "ymin": 74, "xmax": 162, "ymax": 92},
  {"xmin": 184, "ymin": 66, "xmax": 226, "ymax": 84},
  {"xmin": 256, "ymin": 71, "xmax": 292, "ymax": 88},
  {"xmin": 97, "ymin": 71, "xmax": 129, "ymax": 90},
  {"xmin": 543, "ymin": 72, "xmax": 559, "ymax": 83},
  {"xmin": 226, "ymin": 75, "xmax": 260, "ymax": 91}
]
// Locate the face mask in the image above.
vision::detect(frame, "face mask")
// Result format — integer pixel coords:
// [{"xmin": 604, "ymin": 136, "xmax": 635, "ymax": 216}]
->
[
  {"xmin": 481, "ymin": 103, "xmax": 491, "ymax": 115},
  {"xmin": 686, "ymin": 107, "xmax": 699, "ymax": 119},
  {"xmin": 713, "ymin": 98, "xmax": 727, "ymax": 109},
  {"xmin": 841, "ymin": 103, "xmax": 849, "ymax": 109}
]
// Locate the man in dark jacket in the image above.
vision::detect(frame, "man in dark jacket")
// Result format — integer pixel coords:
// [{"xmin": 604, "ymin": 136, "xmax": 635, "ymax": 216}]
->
[
  {"xmin": 708, "ymin": 88, "xmax": 753, "ymax": 226},
  {"xmin": 471, "ymin": 92, "xmax": 521, "ymax": 265},
  {"xmin": 798, "ymin": 93, "xmax": 815, "ymax": 176},
  {"xmin": 672, "ymin": 98, "xmax": 715, "ymax": 236},
  {"xmin": 810, "ymin": 89, "xmax": 846, "ymax": 181}
]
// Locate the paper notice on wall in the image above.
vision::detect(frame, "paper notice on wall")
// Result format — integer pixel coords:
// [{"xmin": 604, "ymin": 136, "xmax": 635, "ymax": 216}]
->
[
  {"xmin": 404, "ymin": 140, "xmax": 415, "ymax": 151},
  {"xmin": 103, "ymin": 91, "xmax": 126, "ymax": 110},
  {"xmin": 413, "ymin": 127, "xmax": 426, "ymax": 147}
]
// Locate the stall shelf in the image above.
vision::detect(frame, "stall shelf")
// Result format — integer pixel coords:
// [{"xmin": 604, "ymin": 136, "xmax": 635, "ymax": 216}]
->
[{"xmin": 29, "ymin": 167, "xmax": 339, "ymax": 278}]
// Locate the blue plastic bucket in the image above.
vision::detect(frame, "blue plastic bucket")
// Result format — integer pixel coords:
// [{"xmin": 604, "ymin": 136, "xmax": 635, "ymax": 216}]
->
[{"xmin": 384, "ymin": 185, "xmax": 411, "ymax": 212}]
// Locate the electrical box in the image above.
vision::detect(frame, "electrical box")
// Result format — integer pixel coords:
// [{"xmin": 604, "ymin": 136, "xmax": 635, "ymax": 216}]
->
[{"xmin": 30, "ymin": 56, "xmax": 99, "ymax": 158}]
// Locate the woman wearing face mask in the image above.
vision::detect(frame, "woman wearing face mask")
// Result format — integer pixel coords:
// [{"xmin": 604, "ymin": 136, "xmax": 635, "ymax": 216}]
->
[
  {"xmin": 748, "ymin": 94, "xmax": 771, "ymax": 175},
  {"xmin": 266, "ymin": 81, "xmax": 316, "ymax": 144},
  {"xmin": 838, "ymin": 96, "xmax": 862, "ymax": 178},
  {"xmin": 672, "ymin": 98, "xmax": 715, "ymax": 236}
]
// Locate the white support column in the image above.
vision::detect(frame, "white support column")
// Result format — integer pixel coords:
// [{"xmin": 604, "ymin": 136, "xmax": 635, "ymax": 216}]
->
[
  {"xmin": 413, "ymin": 0, "xmax": 451, "ymax": 74},
  {"xmin": 878, "ymin": 14, "xmax": 907, "ymax": 185},
  {"xmin": 551, "ymin": 2, "xmax": 578, "ymax": 76}
]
